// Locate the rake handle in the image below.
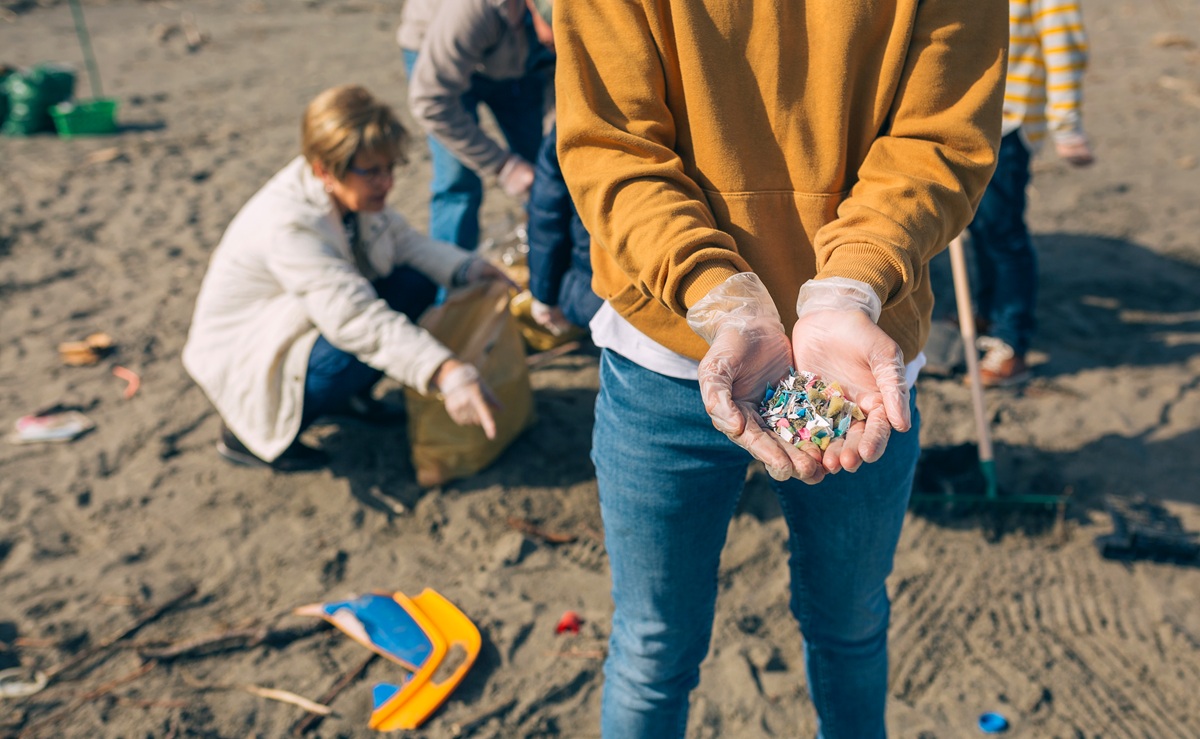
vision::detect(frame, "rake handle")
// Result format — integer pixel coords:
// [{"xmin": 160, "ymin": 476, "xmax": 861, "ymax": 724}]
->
[
  {"xmin": 948, "ymin": 235, "xmax": 997, "ymax": 497},
  {"xmin": 67, "ymin": 0, "xmax": 104, "ymax": 99}
]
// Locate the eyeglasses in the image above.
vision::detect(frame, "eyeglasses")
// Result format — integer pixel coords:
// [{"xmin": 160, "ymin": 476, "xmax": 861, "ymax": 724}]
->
[{"xmin": 346, "ymin": 162, "xmax": 397, "ymax": 183}]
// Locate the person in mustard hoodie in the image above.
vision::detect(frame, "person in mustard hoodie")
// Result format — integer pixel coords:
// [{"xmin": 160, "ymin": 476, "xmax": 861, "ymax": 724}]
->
[{"xmin": 554, "ymin": 1, "xmax": 1008, "ymax": 736}]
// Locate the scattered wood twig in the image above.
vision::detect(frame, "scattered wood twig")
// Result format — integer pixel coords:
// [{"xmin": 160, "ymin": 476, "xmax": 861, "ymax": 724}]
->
[
  {"xmin": 525, "ymin": 340, "xmax": 581, "ymax": 369},
  {"xmin": 85, "ymin": 147, "xmax": 124, "ymax": 165},
  {"xmin": 78, "ymin": 660, "xmax": 158, "ymax": 702},
  {"xmin": 45, "ymin": 585, "xmax": 197, "ymax": 685},
  {"xmin": 138, "ymin": 621, "xmax": 330, "ymax": 661},
  {"xmin": 113, "ymin": 696, "xmax": 190, "ymax": 709},
  {"xmin": 181, "ymin": 669, "xmax": 333, "ymax": 716},
  {"xmin": 241, "ymin": 685, "xmax": 331, "ymax": 715},
  {"xmin": 289, "ymin": 652, "xmax": 378, "ymax": 736},
  {"xmin": 506, "ymin": 516, "xmax": 577, "ymax": 544},
  {"xmin": 545, "ymin": 649, "xmax": 606, "ymax": 660},
  {"xmin": 11, "ymin": 638, "xmax": 58, "ymax": 649},
  {"xmin": 19, "ymin": 660, "xmax": 157, "ymax": 738}
]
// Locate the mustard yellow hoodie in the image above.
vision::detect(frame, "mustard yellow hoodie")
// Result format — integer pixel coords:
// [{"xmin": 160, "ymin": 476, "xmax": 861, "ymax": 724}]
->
[{"xmin": 555, "ymin": 0, "xmax": 1007, "ymax": 363}]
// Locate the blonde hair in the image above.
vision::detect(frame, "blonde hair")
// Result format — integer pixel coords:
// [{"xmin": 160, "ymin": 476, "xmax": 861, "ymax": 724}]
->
[{"xmin": 301, "ymin": 85, "xmax": 408, "ymax": 179}]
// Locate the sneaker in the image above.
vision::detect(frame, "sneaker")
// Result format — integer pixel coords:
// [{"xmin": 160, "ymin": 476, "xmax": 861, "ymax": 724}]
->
[
  {"xmin": 974, "ymin": 336, "xmax": 1031, "ymax": 388},
  {"xmin": 217, "ymin": 425, "xmax": 328, "ymax": 472}
]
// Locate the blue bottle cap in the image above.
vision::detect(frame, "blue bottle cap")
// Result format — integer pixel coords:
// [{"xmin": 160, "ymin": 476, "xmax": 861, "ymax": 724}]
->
[{"xmin": 978, "ymin": 712, "xmax": 1009, "ymax": 733}]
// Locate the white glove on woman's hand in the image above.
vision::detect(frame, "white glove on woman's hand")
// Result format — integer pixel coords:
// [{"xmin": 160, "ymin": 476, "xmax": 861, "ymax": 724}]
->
[
  {"xmin": 456, "ymin": 256, "xmax": 519, "ymax": 290},
  {"xmin": 531, "ymin": 299, "xmax": 574, "ymax": 336},
  {"xmin": 791, "ymin": 277, "xmax": 910, "ymax": 474},
  {"xmin": 434, "ymin": 360, "xmax": 500, "ymax": 440},
  {"xmin": 687, "ymin": 272, "xmax": 825, "ymax": 483},
  {"xmin": 497, "ymin": 154, "xmax": 535, "ymax": 197}
]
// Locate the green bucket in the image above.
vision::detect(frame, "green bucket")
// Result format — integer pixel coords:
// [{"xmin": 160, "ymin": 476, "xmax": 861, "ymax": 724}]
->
[{"xmin": 50, "ymin": 97, "xmax": 118, "ymax": 138}]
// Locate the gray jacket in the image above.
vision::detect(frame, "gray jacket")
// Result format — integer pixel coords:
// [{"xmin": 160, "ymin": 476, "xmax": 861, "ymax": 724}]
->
[{"xmin": 398, "ymin": 0, "xmax": 531, "ymax": 175}]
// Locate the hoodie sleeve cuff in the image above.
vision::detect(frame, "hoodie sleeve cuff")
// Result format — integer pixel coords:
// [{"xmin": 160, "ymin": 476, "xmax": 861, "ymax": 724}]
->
[
  {"xmin": 678, "ymin": 261, "xmax": 743, "ymax": 312},
  {"xmin": 817, "ymin": 244, "xmax": 906, "ymax": 308}
]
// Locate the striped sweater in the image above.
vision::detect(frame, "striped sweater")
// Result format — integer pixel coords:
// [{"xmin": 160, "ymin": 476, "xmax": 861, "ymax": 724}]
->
[{"xmin": 1004, "ymin": 0, "xmax": 1090, "ymax": 148}]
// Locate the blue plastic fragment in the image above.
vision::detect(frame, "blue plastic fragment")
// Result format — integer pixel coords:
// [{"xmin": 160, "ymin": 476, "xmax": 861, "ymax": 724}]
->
[
  {"xmin": 372, "ymin": 683, "xmax": 402, "ymax": 710},
  {"xmin": 319, "ymin": 594, "xmax": 434, "ymax": 669},
  {"xmin": 978, "ymin": 712, "xmax": 1009, "ymax": 733}
]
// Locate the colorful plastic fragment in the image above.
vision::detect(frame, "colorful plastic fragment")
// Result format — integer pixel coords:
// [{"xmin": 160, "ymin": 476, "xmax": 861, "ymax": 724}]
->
[
  {"xmin": 555, "ymin": 610, "xmax": 583, "ymax": 635},
  {"xmin": 757, "ymin": 369, "xmax": 865, "ymax": 451}
]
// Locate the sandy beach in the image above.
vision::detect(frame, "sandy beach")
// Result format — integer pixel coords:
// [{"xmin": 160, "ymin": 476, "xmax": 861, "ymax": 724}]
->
[{"xmin": 2, "ymin": 0, "xmax": 1200, "ymax": 736}]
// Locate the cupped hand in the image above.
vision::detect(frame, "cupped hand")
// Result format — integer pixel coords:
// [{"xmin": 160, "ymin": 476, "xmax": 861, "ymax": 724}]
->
[
  {"xmin": 688, "ymin": 273, "xmax": 825, "ymax": 483},
  {"xmin": 790, "ymin": 309, "xmax": 909, "ymax": 474}
]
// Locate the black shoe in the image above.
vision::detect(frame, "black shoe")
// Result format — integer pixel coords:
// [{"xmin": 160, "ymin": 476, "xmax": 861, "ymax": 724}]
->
[
  {"xmin": 324, "ymin": 394, "xmax": 407, "ymax": 426},
  {"xmin": 217, "ymin": 425, "xmax": 328, "ymax": 472}
]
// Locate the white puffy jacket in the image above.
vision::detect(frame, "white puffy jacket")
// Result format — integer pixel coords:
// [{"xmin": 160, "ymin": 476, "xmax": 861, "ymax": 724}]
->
[{"xmin": 182, "ymin": 156, "xmax": 471, "ymax": 461}]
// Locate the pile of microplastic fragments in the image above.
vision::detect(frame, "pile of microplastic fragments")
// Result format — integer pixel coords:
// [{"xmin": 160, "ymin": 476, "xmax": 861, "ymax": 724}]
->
[{"xmin": 757, "ymin": 370, "xmax": 865, "ymax": 450}]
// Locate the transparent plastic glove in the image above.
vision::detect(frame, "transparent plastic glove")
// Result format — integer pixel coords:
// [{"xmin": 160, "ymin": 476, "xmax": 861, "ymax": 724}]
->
[
  {"xmin": 458, "ymin": 256, "xmax": 519, "ymax": 290},
  {"xmin": 531, "ymin": 299, "xmax": 573, "ymax": 336},
  {"xmin": 1054, "ymin": 131, "xmax": 1095, "ymax": 167},
  {"xmin": 687, "ymin": 272, "xmax": 825, "ymax": 483},
  {"xmin": 497, "ymin": 154, "xmax": 535, "ymax": 197},
  {"xmin": 791, "ymin": 277, "xmax": 910, "ymax": 474},
  {"xmin": 434, "ymin": 360, "xmax": 499, "ymax": 440}
]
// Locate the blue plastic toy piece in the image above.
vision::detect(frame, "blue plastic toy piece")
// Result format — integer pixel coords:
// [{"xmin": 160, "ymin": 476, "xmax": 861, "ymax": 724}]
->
[{"xmin": 978, "ymin": 712, "xmax": 1009, "ymax": 733}]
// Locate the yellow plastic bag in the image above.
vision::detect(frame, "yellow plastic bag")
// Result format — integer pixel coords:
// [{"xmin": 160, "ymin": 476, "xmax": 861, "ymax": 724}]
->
[{"xmin": 406, "ymin": 282, "xmax": 536, "ymax": 487}]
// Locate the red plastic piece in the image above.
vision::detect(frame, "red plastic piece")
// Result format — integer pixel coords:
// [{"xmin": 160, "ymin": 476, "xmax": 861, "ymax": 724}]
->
[{"xmin": 555, "ymin": 610, "xmax": 582, "ymax": 635}]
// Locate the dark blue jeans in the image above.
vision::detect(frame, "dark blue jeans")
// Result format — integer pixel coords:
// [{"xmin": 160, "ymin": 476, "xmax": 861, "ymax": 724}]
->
[
  {"xmin": 402, "ymin": 48, "xmax": 545, "ymax": 251},
  {"xmin": 966, "ymin": 131, "xmax": 1036, "ymax": 355},
  {"xmin": 300, "ymin": 267, "xmax": 437, "ymax": 428}
]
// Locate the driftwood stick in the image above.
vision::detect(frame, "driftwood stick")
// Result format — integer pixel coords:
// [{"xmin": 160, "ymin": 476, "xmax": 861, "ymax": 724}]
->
[
  {"xmin": 506, "ymin": 516, "xmax": 577, "ymax": 544},
  {"xmin": 45, "ymin": 585, "xmax": 197, "ymax": 684},
  {"xmin": 78, "ymin": 660, "xmax": 158, "ymax": 701},
  {"xmin": 138, "ymin": 621, "xmax": 331, "ymax": 661},
  {"xmin": 19, "ymin": 660, "xmax": 158, "ymax": 739},
  {"xmin": 138, "ymin": 626, "xmax": 266, "ymax": 659},
  {"xmin": 239, "ymin": 684, "xmax": 332, "ymax": 715},
  {"xmin": 289, "ymin": 652, "xmax": 378, "ymax": 736},
  {"xmin": 525, "ymin": 340, "xmax": 581, "ymax": 369}
]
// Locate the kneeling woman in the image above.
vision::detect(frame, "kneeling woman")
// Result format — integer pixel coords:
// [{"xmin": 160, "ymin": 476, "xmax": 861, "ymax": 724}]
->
[{"xmin": 183, "ymin": 84, "xmax": 512, "ymax": 471}]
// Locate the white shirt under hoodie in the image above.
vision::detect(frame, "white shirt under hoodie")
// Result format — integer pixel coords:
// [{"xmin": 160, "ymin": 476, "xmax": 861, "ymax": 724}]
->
[{"xmin": 182, "ymin": 156, "xmax": 471, "ymax": 462}]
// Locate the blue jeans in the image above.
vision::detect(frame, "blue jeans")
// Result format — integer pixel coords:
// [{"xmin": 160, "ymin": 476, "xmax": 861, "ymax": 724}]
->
[
  {"xmin": 300, "ymin": 266, "xmax": 437, "ymax": 428},
  {"xmin": 592, "ymin": 350, "xmax": 921, "ymax": 739},
  {"xmin": 966, "ymin": 131, "xmax": 1036, "ymax": 355},
  {"xmin": 402, "ymin": 48, "xmax": 546, "ymax": 251}
]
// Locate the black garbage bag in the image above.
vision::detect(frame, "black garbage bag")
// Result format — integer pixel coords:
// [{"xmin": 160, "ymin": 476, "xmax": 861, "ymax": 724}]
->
[{"xmin": 1, "ymin": 63, "xmax": 76, "ymax": 136}]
